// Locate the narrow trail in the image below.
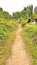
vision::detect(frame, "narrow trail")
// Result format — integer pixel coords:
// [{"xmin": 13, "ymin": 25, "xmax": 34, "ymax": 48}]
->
[{"xmin": 6, "ymin": 24, "xmax": 33, "ymax": 65}]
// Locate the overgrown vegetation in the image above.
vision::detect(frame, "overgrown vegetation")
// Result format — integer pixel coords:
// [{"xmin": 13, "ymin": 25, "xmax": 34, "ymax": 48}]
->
[
  {"xmin": 21, "ymin": 24, "xmax": 37, "ymax": 65},
  {"xmin": 0, "ymin": 18, "xmax": 18, "ymax": 65},
  {"xmin": 0, "ymin": 7, "xmax": 18, "ymax": 65},
  {"xmin": 20, "ymin": 5, "xmax": 37, "ymax": 65},
  {"xmin": 0, "ymin": 4, "xmax": 37, "ymax": 65}
]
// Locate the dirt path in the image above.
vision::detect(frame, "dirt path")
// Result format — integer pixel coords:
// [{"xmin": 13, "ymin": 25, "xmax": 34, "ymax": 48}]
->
[{"xmin": 6, "ymin": 24, "xmax": 33, "ymax": 65}]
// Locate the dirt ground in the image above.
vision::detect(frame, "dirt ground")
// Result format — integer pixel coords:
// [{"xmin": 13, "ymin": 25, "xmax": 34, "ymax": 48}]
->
[{"xmin": 6, "ymin": 24, "xmax": 33, "ymax": 65}]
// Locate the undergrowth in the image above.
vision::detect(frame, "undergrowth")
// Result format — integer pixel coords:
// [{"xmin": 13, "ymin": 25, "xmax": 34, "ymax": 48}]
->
[
  {"xmin": 0, "ymin": 18, "xmax": 18, "ymax": 65},
  {"xmin": 21, "ymin": 24, "xmax": 37, "ymax": 65}
]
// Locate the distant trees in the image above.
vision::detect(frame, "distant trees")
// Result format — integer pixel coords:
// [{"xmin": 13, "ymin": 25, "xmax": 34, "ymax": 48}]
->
[
  {"xmin": 0, "ymin": 7, "xmax": 3, "ymax": 12},
  {"xmin": 0, "ymin": 7, "xmax": 12, "ymax": 20},
  {"xmin": 0, "ymin": 5, "xmax": 33, "ymax": 20},
  {"xmin": 13, "ymin": 12, "xmax": 21, "ymax": 19},
  {"xmin": 34, "ymin": 6, "xmax": 37, "ymax": 13},
  {"xmin": 3, "ymin": 11, "xmax": 11, "ymax": 19},
  {"xmin": 0, "ymin": 5, "xmax": 37, "ymax": 20},
  {"xmin": 21, "ymin": 5, "xmax": 33, "ymax": 19},
  {"xmin": 12, "ymin": 5, "xmax": 33, "ymax": 23},
  {"xmin": 29, "ymin": 5, "xmax": 33, "ymax": 14},
  {"xmin": 0, "ymin": 7, "xmax": 3, "ymax": 18}
]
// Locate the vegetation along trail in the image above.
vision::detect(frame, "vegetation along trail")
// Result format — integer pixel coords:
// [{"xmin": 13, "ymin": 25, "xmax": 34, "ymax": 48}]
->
[{"xmin": 6, "ymin": 24, "xmax": 33, "ymax": 65}]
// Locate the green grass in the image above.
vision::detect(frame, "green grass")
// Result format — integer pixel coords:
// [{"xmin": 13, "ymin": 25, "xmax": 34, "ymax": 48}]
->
[
  {"xmin": 21, "ymin": 24, "xmax": 37, "ymax": 65},
  {"xmin": 21, "ymin": 18, "xmax": 28, "ymax": 26},
  {"xmin": 0, "ymin": 19, "xmax": 18, "ymax": 40},
  {"xmin": 0, "ymin": 18, "xmax": 18, "ymax": 65},
  {"xmin": 32, "ymin": 14, "xmax": 37, "ymax": 19},
  {"xmin": 0, "ymin": 32, "xmax": 16, "ymax": 65}
]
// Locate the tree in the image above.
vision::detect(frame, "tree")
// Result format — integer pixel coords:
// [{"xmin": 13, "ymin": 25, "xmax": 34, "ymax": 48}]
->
[
  {"xmin": 34, "ymin": 6, "xmax": 37, "ymax": 13},
  {"xmin": 3, "ymin": 11, "xmax": 11, "ymax": 19},
  {"xmin": 28, "ymin": 5, "xmax": 33, "ymax": 14},
  {"xmin": 13, "ymin": 12, "xmax": 21, "ymax": 19},
  {"xmin": 21, "ymin": 5, "xmax": 33, "ymax": 19},
  {"xmin": 0, "ymin": 7, "xmax": 3, "ymax": 12},
  {"xmin": 0, "ymin": 7, "xmax": 3, "ymax": 18}
]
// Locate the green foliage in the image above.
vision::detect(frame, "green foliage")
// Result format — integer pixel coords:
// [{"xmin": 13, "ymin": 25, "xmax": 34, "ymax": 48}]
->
[
  {"xmin": 0, "ymin": 7, "xmax": 12, "ymax": 20},
  {"xmin": 13, "ymin": 5, "xmax": 33, "ymax": 22},
  {"xmin": 21, "ymin": 5, "xmax": 33, "ymax": 25},
  {"xmin": 3, "ymin": 11, "xmax": 11, "ymax": 19},
  {"xmin": 21, "ymin": 5, "xmax": 33, "ymax": 19},
  {"xmin": 0, "ymin": 7, "xmax": 3, "ymax": 12},
  {"xmin": 32, "ymin": 14, "xmax": 37, "ymax": 19},
  {"xmin": 13, "ymin": 12, "xmax": 21, "ymax": 19},
  {"xmin": 24, "ymin": 7, "xmax": 32, "ymax": 19},
  {"xmin": 0, "ymin": 18, "xmax": 17, "ymax": 40},
  {"xmin": 0, "ymin": 18, "xmax": 18, "ymax": 65},
  {"xmin": 21, "ymin": 18, "xmax": 28, "ymax": 25},
  {"xmin": 22, "ymin": 24, "xmax": 37, "ymax": 65},
  {"xmin": 34, "ymin": 6, "xmax": 37, "ymax": 14}
]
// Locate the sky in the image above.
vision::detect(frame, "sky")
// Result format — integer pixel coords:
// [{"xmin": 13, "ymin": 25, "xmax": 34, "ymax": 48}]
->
[{"xmin": 0, "ymin": 0, "xmax": 37, "ymax": 14}]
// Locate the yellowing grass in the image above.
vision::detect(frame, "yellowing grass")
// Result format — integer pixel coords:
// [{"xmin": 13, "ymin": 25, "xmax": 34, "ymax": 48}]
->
[{"xmin": 0, "ymin": 19, "xmax": 18, "ymax": 65}]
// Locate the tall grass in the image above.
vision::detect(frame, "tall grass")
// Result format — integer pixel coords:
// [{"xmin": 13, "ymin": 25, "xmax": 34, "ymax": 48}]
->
[
  {"xmin": 21, "ymin": 24, "xmax": 37, "ymax": 65},
  {"xmin": 0, "ymin": 18, "xmax": 18, "ymax": 65}
]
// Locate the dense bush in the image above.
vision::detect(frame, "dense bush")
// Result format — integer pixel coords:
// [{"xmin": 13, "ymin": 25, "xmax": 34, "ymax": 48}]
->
[
  {"xmin": 21, "ymin": 18, "xmax": 28, "ymax": 26},
  {"xmin": 0, "ymin": 18, "xmax": 17, "ymax": 40}
]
